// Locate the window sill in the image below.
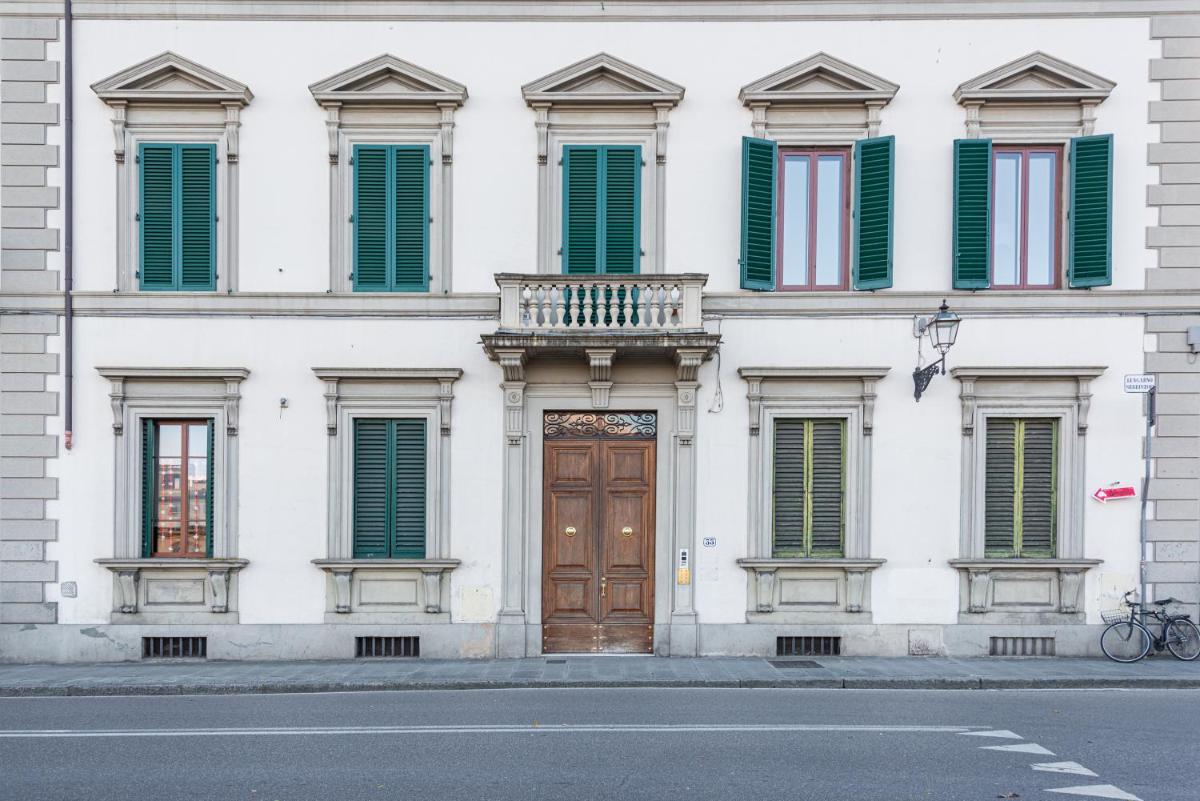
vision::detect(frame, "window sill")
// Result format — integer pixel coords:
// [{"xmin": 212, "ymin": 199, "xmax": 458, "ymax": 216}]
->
[
  {"xmin": 311, "ymin": 559, "xmax": 460, "ymax": 619},
  {"xmin": 95, "ymin": 557, "xmax": 248, "ymax": 618},
  {"xmin": 948, "ymin": 558, "xmax": 1102, "ymax": 619},
  {"xmin": 736, "ymin": 558, "xmax": 886, "ymax": 619}
]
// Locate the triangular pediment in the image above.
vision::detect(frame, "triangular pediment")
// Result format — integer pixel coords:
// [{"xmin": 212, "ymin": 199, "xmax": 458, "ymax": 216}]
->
[
  {"xmin": 309, "ymin": 55, "xmax": 467, "ymax": 106},
  {"xmin": 522, "ymin": 53, "xmax": 684, "ymax": 107},
  {"xmin": 739, "ymin": 53, "xmax": 898, "ymax": 107},
  {"xmin": 955, "ymin": 52, "xmax": 1114, "ymax": 104},
  {"xmin": 91, "ymin": 52, "xmax": 252, "ymax": 106}
]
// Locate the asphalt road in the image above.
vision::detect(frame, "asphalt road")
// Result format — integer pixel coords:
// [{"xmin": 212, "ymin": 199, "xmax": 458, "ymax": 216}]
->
[{"xmin": 1, "ymin": 688, "xmax": 1196, "ymax": 801}]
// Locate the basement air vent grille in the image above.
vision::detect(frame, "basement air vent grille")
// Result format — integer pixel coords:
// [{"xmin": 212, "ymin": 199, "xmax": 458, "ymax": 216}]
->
[
  {"xmin": 989, "ymin": 636, "xmax": 1056, "ymax": 657},
  {"xmin": 142, "ymin": 636, "xmax": 207, "ymax": 659},
  {"xmin": 355, "ymin": 636, "xmax": 420, "ymax": 658},
  {"xmin": 777, "ymin": 636, "xmax": 841, "ymax": 657}
]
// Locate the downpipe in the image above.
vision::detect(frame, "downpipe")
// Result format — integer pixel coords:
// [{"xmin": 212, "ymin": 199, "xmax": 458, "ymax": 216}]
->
[{"xmin": 63, "ymin": 0, "xmax": 74, "ymax": 449}]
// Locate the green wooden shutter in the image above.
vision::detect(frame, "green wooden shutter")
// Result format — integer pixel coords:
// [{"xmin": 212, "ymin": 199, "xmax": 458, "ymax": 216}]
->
[
  {"xmin": 353, "ymin": 145, "xmax": 390, "ymax": 291},
  {"xmin": 1068, "ymin": 134, "xmax": 1113, "ymax": 288},
  {"xmin": 1018, "ymin": 419, "xmax": 1057, "ymax": 557},
  {"xmin": 853, "ymin": 136, "xmax": 894, "ymax": 290},
  {"xmin": 603, "ymin": 146, "xmax": 640, "ymax": 275},
  {"xmin": 809, "ymin": 419, "xmax": 846, "ymax": 556},
  {"xmin": 772, "ymin": 420, "xmax": 806, "ymax": 556},
  {"xmin": 352, "ymin": 419, "xmax": 391, "ymax": 558},
  {"xmin": 984, "ymin": 418, "xmax": 1017, "ymax": 556},
  {"xmin": 139, "ymin": 144, "xmax": 176, "ymax": 289},
  {"xmin": 564, "ymin": 146, "xmax": 600, "ymax": 275},
  {"xmin": 178, "ymin": 144, "xmax": 216, "ymax": 290},
  {"xmin": 141, "ymin": 418, "xmax": 156, "ymax": 557},
  {"xmin": 391, "ymin": 419, "xmax": 427, "ymax": 558},
  {"xmin": 953, "ymin": 139, "xmax": 992, "ymax": 290},
  {"xmin": 205, "ymin": 419, "xmax": 215, "ymax": 558},
  {"xmin": 740, "ymin": 136, "xmax": 777, "ymax": 291},
  {"xmin": 392, "ymin": 146, "xmax": 430, "ymax": 290}
]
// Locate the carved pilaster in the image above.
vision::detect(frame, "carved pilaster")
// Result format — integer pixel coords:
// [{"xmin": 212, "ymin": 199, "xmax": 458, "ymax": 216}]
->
[
  {"xmin": 674, "ymin": 348, "xmax": 705, "ymax": 383},
  {"xmin": 586, "ymin": 348, "xmax": 616, "ymax": 409},
  {"xmin": 654, "ymin": 103, "xmax": 670, "ymax": 165},
  {"xmin": 675, "ymin": 382, "xmax": 697, "ymax": 447},
  {"xmin": 750, "ymin": 102, "xmax": 768, "ymax": 139},
  {"xmin": 208, "ymin": 567, "xmax": 231, "ymax": 613},
  {"xmin": 1081, "ymin": 101, "xmax": 1098, "ymax": 137},
  {"xmin": 861, "ymin": 376, "xmax": 879, "ymax": 436},
  {"xmin": 108, "ymin": 378, "xmax": 126, "ymax": 434},
  {"xmin": 322, "ymin": 378, "xmax": 340, "ymax": 435},
  {"xmin": 967, "ymin": 568, "xmax": 990, "ymax": 613},
  {"xmin": 754, "ymin": 568, "xmax": 776, "ymax": 613},
  {"xmin": 845, "ymin": 568, "xmax": 868, "ymax": 613},
  {"xmin": 963, "ymin": 101, "xmax": 983, "ymax": 138},
  {"xmin": 110, "ymin": 102, "xmax": 127, "ymax": 163},
  {"xmin": 438, "ymin": 103, "xmax": 456, "ymax": 165},
  {"xmin": 959, "ymin": 377, "xmax": 977, "ymax": 436},
  {"xmin": 496, "ymin": 348, "xmax": 527, "ymax": 383},
  {"xmin": 224, "ymin": 378, "xmax": 242, "ymax": 436},
  {"xmin": 223, "ymin": 103, "xmax": 241, "ymax": 163},
  {"xmin": 1076, "ymin": 377, "xmax": 1093, "ymax": 435},
  {"xmin": 503, "ymin": 382, "xmax": 526, "ymax": 447},
  {"xmin": 323, "ymin": 103, "xmax": 341, "ymax": 164},
  {"xmin": 331, "ymin": 568, "xmax": 353, "ymax": 614},
  {"xmin": 421, "ymin": 567, "xmax": 443, "ymax": 614},
  {"xmin": 1059, "ymin": 569, "xmax": 1085, "ymax": 614},
  {"xmin": 533, "ymin": 103, "xmax": 550, "ymax": 166},
  {"xmin": 865, "ymin": 101, "xmax": 884, "ymax": 138},
  {"xmin": 116, "ymin": 569, "xmax": 139, "ymax": 614},
  {"xmin": 439, "ymin": 378, "xmax": 455, "ymax": 435},
  {"xmin": 745, "ymin": 376, "xmax": 763, "ymax": 436}
]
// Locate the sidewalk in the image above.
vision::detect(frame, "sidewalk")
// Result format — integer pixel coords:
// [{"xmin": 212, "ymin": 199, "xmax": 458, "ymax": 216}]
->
[{"xmin": 1, "ymin": 655, "xmax": 1198, "ymax": 696}]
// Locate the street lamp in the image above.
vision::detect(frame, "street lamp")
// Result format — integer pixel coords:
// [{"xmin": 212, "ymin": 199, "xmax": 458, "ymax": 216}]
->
[{"xmin": 912, "ymin": 299, "xmax": 961, "ymax": 401}]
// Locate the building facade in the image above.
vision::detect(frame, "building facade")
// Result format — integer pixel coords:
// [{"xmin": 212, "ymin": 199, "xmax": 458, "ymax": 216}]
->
[{"xmin": 1, "ymin": 0, "xmax": 1198, "ymax": 661}]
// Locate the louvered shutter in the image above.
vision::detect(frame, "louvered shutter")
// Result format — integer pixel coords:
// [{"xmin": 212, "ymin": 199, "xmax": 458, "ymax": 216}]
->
[
  {"xmin": 953, "ymin": 139, "xmax": 992, "ymax": 290},
  {"xmin": 353, "ymin": 145, "xmax": 389, "ymax": 291},
  {"xmin": 853, "ymin": 136, "xmax": 895, "ymax": 290},
  {"xmin": 1068, "ymin": 134, "xmax": 1113, "ymax": 288},
  {"xmin": 178, "ymin": 144, "xmax": 216, "ymax": 290},
  {"xmin": 740, "ymin": 136, "xmax": 777, "ymax": 291},
  {"xmin": 984, "ymin": 418, "xmax": 1017, "ymax": 556},
  {"xmin": 391, "ymin": 419, "xmax": 427, "ymax": 558},
  {"xmin": 564, "ymin": 146, "xmax": 600, "ymax": 275},
  {"xmin": 1018, "ymin": 419, "xmax": 1057, "ymax": 557},
  {"xmin": 603, "ymin": 146, "xmax": 640, "ymax": 274},
  {"xmin": 772, "ymin": 420, "xmax": 806, "ymax": 556},
  {"xmin": 141, "ymin": 418, "xmax": 156, "ymax": 557},
  {"xmin": 393, "ymin": 146, "xmax": 430, "ymax": 290},
  {"xmin": 808, "ymin": 419, "xmax": 845, "ymax": 555},
  {"xmin": 352, "ymin": 419, "xmax": 391, "ymax": 558},
  {"xmin": 205, "ymin": 419, "xmax": 215, "ymax": 557},
  {"xmin": 139, "ymin": 144, "xmax": 175, "ymax": 290}
]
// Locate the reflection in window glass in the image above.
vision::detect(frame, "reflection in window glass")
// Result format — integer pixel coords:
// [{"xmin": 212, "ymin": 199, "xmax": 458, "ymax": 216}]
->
[
  {"xmin": 992, "ymin": 153, "xmax": 1021, "ymax": 286},
  {"xmin": 814, "ymin": 155, "xmax": 844, "ymax": 287},
  {"xmin": 780, "ymin": 156, "xmax": 809, "ymax": 287},
  {"xmin": 1026, "ymin": 153, "xmax": 1056, "ymax": 287},
  {"xmin": 152, "ymin": 421, "xmax": 209, "ymax": 557}
]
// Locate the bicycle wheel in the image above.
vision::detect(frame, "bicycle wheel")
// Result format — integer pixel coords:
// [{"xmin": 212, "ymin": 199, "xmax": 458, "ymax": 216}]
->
[
  {"xmin": 1101, "ymin": 620, "xmax": 1152, "ymax": 662},
  {"xmin": 1166, "ymin": 618, "xmax": 1200, "ymax": 661}
]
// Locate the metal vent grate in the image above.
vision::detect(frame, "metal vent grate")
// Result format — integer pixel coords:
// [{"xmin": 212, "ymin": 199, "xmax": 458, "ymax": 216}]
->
[
  {"xmin": 142, "ymin": 636, "xmax": 207, "ymax": 659},
  {"xmin": 355, "ymin": 636, "xmax": 419, "ymax": 658},
  {"xmin": 989, "ymin": 636, "xmax": 1055, "ymax": 656},
  {"xmin": 777, "ymin": 636, "xmax": 841, "ymax": 657}
]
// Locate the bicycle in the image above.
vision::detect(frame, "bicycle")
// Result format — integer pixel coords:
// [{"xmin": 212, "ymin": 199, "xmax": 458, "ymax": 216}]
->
[{"xmin": 1100, "ymin": 591, "xmax": 1200, "ymax": 663}]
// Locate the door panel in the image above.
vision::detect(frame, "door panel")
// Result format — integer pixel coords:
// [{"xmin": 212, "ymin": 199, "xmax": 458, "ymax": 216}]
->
[{"xmin": 542, "ymin": 422, "xmax": 655, "ymax": 654}]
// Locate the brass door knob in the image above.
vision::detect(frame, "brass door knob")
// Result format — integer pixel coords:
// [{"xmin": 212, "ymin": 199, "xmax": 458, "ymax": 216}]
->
[
  {"xmin": 564, "ymin": 526, "xmax": 577, "ymax": 537},
  {"xmin": 621, "ymin": 526, "xmax": 633, "ymax": 538}
]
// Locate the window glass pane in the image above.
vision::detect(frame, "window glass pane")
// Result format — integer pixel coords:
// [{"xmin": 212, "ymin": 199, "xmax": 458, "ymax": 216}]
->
[
  {"xmin": 1026, "ymin": 152, "xmax": 1056, "ymax": 287},
  {"xmin": 992, "ymin": 153, "xmax": 1022, "ymax": 286},
  {"xmin": 154, "ymin": 423, "xmax": 183, "ymax": 555},
  {"xmin": 156, "ymin": 422, "xmax": 181, "ymax": 458},
  {"xmin": 186, "ymin": 423, "xmax": 208, "ymax": 556},
  {"xmin": 814, "ymin": 155, "xmax": 844, "ymax": 286},
  {"xmin": 780, "ymin": 156, "xmax": 809, "ymax": 286}
]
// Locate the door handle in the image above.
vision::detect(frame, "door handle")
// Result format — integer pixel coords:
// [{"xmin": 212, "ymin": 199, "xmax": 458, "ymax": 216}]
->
[
  {"xmin": 600, "ymin": 576, "xmax": 607, "ymax": 599},
  {"xmin": 564, "ymin": 526, "xmax": 576, "ymax": 537},
  {"xmin": 621, "ymin": 526, "xmax": 633, "ymax": 538}
]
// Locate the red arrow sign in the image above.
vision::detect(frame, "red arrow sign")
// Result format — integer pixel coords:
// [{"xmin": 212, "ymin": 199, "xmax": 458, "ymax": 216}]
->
[{"xmin": 1093, "ymin": 485, "xmax": 1136, "ymax": 503}]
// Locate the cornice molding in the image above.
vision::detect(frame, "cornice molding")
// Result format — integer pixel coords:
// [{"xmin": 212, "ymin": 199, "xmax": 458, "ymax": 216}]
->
[
  {"xmin": 738, "ymin": 367, "xmax": 891, "ymax": 382},
  {"xmin": 522, "ymin": 52, "xmax": 684, "ymax": 107},
  {"xmin": 95, "ymin": 366, "xmax": 249, "ymax": 382},
  {"xmin": 309, "ymin": 54, "xmax": 467, "ymax": 107},
  {"xmin": 91, "ymin": 51, "xmax": 253, "ymax": 106},
  {"xmin": 950, "ymin": 366, "xmax": 1106, "ymax": 381},
  {"xmin": 954, "ymin": 51, "xmax": 1115, "ymax": 105},
  {"xmin": 739, "ymin": 52, "xmax": 898, "ymax": 107},
  {"xmin": 310, "ymin": 368, "xmax": 463, "ymax": 383}
]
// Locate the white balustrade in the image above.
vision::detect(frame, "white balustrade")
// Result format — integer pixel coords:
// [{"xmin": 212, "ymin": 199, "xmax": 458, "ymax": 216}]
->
[{"xmin": 496, "ymin": 273, "xmax": 706, "ymax": 331}]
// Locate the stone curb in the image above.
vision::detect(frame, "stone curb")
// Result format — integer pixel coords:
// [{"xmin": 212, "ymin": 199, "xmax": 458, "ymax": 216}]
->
[{"xmin": 2, "ymin": 675, "xmax": 1198, "ymax": 697}]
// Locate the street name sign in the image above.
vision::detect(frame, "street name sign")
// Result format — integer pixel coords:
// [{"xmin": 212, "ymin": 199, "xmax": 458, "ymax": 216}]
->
[{"xmin": 1123, "ymin": 374, "xmax": 1155, "ymax": 393}]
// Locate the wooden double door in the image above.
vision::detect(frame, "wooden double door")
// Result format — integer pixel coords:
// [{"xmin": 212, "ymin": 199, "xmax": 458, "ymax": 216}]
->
[{"xmin": 542, "ymin": 413, "xmax": 656, "ymax": 653}]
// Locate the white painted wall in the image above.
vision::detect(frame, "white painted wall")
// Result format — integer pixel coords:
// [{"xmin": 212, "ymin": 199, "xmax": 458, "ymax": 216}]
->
[{"xmin": 50, "ymin": 16, "xmax": 1155, "ymax": 634}]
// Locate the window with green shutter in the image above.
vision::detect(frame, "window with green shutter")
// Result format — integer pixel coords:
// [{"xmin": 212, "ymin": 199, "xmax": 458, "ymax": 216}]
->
[
  {"xmin": 352, "ymin": 418, "xmax": 427, "ymax": 559},
  {"xmin": 353, "ymin": 144, "xmax": 430, "ymax": 292},
  {"xmin": 853, "ymin": 136, "xmax": 895, "ymax": 290},
  {"xmin": 141, "ymin": 419, "xmax": 214, "ymax": 558},
  {"xmin": 1068, "ymin": 134, "xmax": 1113, "ymax": 288},
  {"xmin": 139, "ymin": 143, "xmax": 216, "ymax": 291},
  {"xmin": 952, "ymin": 138, "xmax": 992, "ymax": 290},
  {"xmin": 562, "ymin": 145, "xmax": 641, "ymax": 275},
  {"xmin": 740, "ymin": 136, "xmax": 777, "ymax": 291},
  {"xmin": 772, "ymin": 418, "xmax": 846, "ymax": 557},
  {"xmin": 984, "ymin": 418, "xmax": 1058, "ymax": 558}
]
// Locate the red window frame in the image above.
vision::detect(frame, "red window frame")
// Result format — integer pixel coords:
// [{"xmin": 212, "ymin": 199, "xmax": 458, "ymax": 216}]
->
[
  {"xmin": 775, "ymin": 147, "xmax": 851, "ymax": 291},
  {"xmin": 151, "ymin": 419, "xmax": 210, "ymax": 559},
  {"xmin": 990, "ymin": 145, "xmax": 1063, "ymax": 290}
]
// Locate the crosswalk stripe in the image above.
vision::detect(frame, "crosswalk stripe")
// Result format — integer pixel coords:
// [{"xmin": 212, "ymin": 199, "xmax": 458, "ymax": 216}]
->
[
  {"xmin": 1032, "ymin": 762, "xmax": 1099, "ymax": 777},
  {"xmin": 981, "ymin": 743, "xmax": 1055, "ymax": 755},
  {"xmin": 1045, "ymin": 784, "xmax": 1142, "ymax": 800},
  {"xmin": 960, "ymin": 729, "xmax": 1022, "ymax": 739}
]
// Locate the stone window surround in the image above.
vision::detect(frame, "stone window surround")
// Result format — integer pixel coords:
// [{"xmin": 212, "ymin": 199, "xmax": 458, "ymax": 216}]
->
[
  {"xmin": 522, "ymin": 53, "xmax": 684, "ymax": 275},
  {"xmin": 92, "ymin": 52, "xmax": 252, "ymax": 294},
  {"xmin": 309, "ymin": 54, "xmax": 467, "ymax": 294},
  {"xmin": 736, "ymin": 367, "xmax": 889, "ymax": 621},
  {"xmin": 94, "ymin": 366, "xmax": 248, "ymax": 621},
  {"xmin": 311, "ymin": 367, "xmax": 462, "ymax": 621},
  {"xmin": 950, "ymin": 366, "xmax": 1105, "ymax": 621}
]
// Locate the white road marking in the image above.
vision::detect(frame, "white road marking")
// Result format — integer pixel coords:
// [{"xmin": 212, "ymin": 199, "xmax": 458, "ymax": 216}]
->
[
  {"xmin": 1032, "ymin": 762, "xmax": 1099, "ymax": 777},
  {"xmin": 960, "ymin": 729, "xmax": 1022, "ymax": 739},
  {"xmin": 0, "ymin": 723, "xmax": 975, "ymax": 739},
  {"xmin": 981, "ymin": 743, "xmax": 1056, "ymax": 755},
  {"xmin": 1045, "ymin": 784, "xmax": 1143, "ymax": 800}
]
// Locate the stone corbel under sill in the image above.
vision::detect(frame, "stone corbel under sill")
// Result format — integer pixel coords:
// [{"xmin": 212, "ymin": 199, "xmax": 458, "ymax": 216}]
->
[
  {"xmin": 311, "ymin": 559, "xmax": 461, "ymax": 614},
  {"xmin": 95, "ymin": 557, "xmax": 249, "ymax": 614},
  {"xmin": 947, "ymin": 558, "xmax": 1102, "ymax": 615},
  {"xmin": 736, "ymin": 558, "xmax": 886, "ymax": 614}
]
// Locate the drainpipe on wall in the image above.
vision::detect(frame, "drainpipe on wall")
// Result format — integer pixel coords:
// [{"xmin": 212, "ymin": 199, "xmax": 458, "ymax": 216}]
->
[{"xmin": 62, "ymin": 0, "xmax": 74, "ymax": 449}]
